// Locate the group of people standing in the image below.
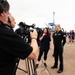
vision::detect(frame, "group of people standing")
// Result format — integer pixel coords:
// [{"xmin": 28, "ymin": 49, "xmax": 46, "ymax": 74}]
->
[
  {"xmin": 68, "ymin": 30, "xmax": 75, "ymax": 46},
  {"xmin": 35, "ymin": 24, "xmax": 66, "ymax": 73},
  {"xmin": 0, "ymin": 0, "xmax": 67, "ymax": 75}
]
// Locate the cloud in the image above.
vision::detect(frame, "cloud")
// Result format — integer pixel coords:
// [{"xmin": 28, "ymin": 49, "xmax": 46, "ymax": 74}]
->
[{"xmin": 8, "ymin": 0, "xmax": 75, "ymax": 31}]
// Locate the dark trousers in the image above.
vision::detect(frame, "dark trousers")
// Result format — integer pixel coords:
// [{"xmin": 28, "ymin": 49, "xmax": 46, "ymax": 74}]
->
[
  {"xmin": 38, "ymin": 48, "xmax": 49, "ymax": 61},
  {"xmin": 54, "ymin": 44, "xmax": 63, "ymax": 70}
]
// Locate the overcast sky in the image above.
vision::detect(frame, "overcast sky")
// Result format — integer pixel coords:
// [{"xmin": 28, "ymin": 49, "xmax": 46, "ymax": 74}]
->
[{"xmin": 8, "ymin": 0, "xmax": 75, "ymax": 31}]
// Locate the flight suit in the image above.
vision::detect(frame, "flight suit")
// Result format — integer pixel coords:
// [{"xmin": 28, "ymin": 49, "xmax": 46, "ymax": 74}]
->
[{"xmin": 53, "ymin": 30, "xmax": 66, "ymax": 70}]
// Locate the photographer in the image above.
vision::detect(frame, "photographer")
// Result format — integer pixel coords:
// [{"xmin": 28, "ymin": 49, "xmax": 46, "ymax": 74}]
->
[{"xmin": 0, "ymin": 1, "xmax": 39, "ymax": 75}]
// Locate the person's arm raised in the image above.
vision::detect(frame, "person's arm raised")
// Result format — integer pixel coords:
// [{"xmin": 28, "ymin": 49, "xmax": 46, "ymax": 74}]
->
[{"xmin": 27, "ymin": 29, "xmax": 39, "ymax": 59}]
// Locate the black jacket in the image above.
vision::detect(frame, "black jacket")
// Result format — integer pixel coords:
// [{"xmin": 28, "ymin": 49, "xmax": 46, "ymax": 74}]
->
[
  {"xmin": 0, "ymin": 21, "xmax": 33, "ymax": 75},
  {"xmin": 53, "ymin": 30, "xmax": 66, "ymax": 46}
]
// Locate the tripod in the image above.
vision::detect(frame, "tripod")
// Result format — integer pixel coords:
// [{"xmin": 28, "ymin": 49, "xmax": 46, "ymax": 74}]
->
[
  {"xmin": 13, "ymin": 58, "xmax": 37, "ymax": 75},
  {"xmin": 13, "ymin": 33, "xmax": 37, "ymax": 75}
]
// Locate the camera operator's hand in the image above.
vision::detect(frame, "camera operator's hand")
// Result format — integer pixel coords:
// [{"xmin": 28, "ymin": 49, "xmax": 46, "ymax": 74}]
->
[
  {"xmin": 27, "ymin": 29, "xmax": 39, "ymax": 59},
  {"xmin": 30, "ymin": 29, "xmax": 38, "ymax": 39}
]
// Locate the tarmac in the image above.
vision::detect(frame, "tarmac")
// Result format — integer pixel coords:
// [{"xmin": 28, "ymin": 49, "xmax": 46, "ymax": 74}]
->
[{"xmin": 16, "ymin": 38, "xmax": 75, "ymax": 75}]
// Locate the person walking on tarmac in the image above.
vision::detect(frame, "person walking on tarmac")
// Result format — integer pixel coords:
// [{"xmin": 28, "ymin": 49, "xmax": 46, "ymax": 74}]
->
[{"xmin": 51, "ymin": 24, "xmax": 66, "ymax": 73}]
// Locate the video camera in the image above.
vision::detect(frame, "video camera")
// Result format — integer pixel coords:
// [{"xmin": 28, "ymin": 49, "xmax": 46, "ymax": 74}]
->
[
  {"xmin": 18, "ymin": 22, "xmax": 35, "ymax": 35},
  {"xmin": 15, "ymin": 22, "xmax": 42, "ymax": 44}
]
